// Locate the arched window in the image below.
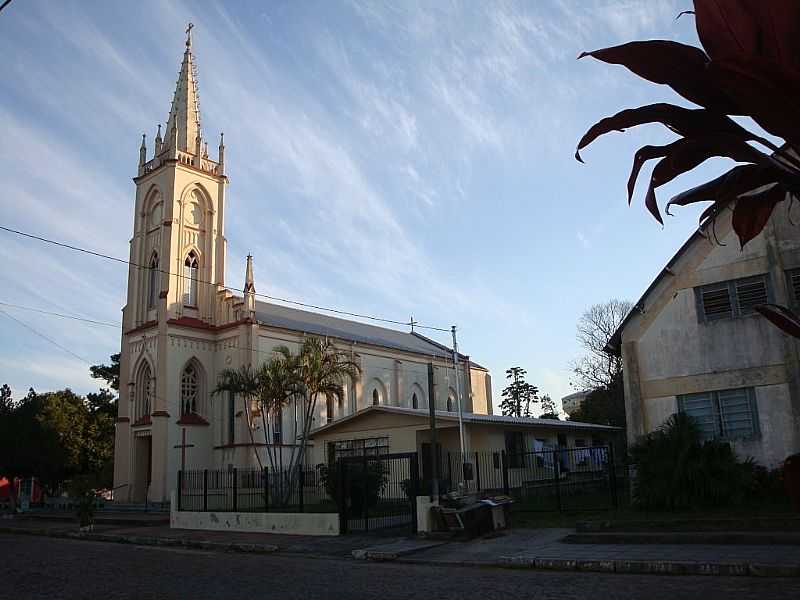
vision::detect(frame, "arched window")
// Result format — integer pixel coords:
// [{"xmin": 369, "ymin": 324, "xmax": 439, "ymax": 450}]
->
[
  {"xmin": 447, "ymin": 394, "xmax": 454, "ymax": 412},
  {"xmin": 372, "ymin": 388, "xmax": 379, "ymax": 406},
  {"xmin": 135, "ymin": 362, "xmax": 152, "ymax": 421},
  {"xmin": 412, "ymin": 393, "xmax": 418, "ymax": 409},
  {"xmin": 147, "ymin": 252, "xmax": 159, "ymax": 309},
  {"xmin": 326, "ymin": 395, "xmax": 334, "ymax": 424},
  {"xmin": 183, "ymin": 251, "xmax": 199, "ymax": 307},
  {"xmin": 181, "ymin": 362, "xmax": 199, "ymax": 415}
]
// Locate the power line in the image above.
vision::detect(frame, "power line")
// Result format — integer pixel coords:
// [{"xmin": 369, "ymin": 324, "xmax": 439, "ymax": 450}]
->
[
  {"xmin": 0, "ymin": 301, "xmax": 120, "ymax": 328},
  {"xmin": 0, "ymin": 1, "xmax": 13, "ymax": 15},
  {"xmin": 0, "ymin": 308, "xmax": 94, "ymax": 365},
  {"xmin": 0, "ymin": 225, "xmax": 451, "ymax": 333}
]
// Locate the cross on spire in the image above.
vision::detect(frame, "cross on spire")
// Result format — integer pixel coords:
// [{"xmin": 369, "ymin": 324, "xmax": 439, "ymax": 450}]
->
[{"xmin": 185, "ymin": 22, "xmax": 194, "ymax": 47}]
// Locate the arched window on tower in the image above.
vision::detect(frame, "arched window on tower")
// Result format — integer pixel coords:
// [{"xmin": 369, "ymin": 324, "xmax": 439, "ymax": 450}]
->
[
  {"xmin": 412, "ymin": 392, "xmax": 418, "ymax": 409},
  {"xmin": 181, "ymin": 362, "xmax": 199, "ymax": 415},
  {"xmin": 183, "ymin": 251, "xmax": 199, "ymax": 307},
  {"xmin": 447, "ymin": 393, "xmax": 455, "ymax": 412},
  {"xmin": 147, "ymin": 252, "xmax": 159, "ymax": 309},
  {"xmin": 326, "ymin": 395, "xmax": 334, "ymax": 424},
  {"xmin": 372, "ymin": 388, "xmax": 379, "ymax": 406},
  {"xmin": 135, "ymin": 362, "xmax": 152, "ymax": 422}
]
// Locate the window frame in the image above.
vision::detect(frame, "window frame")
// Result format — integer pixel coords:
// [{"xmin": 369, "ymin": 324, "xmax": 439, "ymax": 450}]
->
[
  {"xmin": 678, "ymin": 387, "xmax": 760, "ymax": 442},
  {"xmin": 695, "ymin": 274, "xmax": 772, "ymax": 323},
  {"xmin": 786, "ymin": 268, "xmax": 800, "ymax": 307}
]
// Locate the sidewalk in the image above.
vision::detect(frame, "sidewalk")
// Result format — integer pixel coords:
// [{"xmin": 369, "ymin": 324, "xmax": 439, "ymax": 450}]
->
[{"xmin": 3, "ymin": 516, "xmax": 800, "ymax": 577}]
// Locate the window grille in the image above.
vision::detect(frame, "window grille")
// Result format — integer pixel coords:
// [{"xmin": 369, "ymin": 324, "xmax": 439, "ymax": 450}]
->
[{"xmin": 678, "ymin": 388, "xmax": 758, "ymax": 441}]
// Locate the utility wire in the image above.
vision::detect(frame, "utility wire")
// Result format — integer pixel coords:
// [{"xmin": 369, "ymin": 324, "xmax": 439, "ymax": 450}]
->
[
  {"xmin": 0, "ymin": 225, "xmax": 451, "ymax": 333},
  {"xmin": 0, "ymin": 301, "xmax": 120, "ymax": 328},
  {"xmin": 0, "ymin": 1, "xmax": 13, "ymax": 15},
  {"xmin": 0, "ymin": 308, "xmax": 94, "ymax": 365}
]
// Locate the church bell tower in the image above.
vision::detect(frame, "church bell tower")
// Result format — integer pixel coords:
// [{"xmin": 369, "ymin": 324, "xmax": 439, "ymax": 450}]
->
[{"xmin": 124, "ymin": 23, "xmax": 228, "ymax": 330}]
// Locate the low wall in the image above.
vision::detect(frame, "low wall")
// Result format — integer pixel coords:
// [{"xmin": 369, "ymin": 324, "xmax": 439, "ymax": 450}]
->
[{"xmin": 171, "ymin": 503, "xmax": 340, "ymax": 536}]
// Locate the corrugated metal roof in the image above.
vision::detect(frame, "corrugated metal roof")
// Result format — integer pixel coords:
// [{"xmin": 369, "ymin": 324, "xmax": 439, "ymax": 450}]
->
[
  {"xmin": 254, "ymin": 300, "xmax": 461, "ymax": 360},
  {"xmin": 309, "ymin": 405, "xmax": 620, "ymax": 437}
]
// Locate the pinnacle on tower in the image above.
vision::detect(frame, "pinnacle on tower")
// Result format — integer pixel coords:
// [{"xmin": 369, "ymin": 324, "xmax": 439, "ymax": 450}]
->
[{"xmin": 244, "ymin": 254, "xmax": 256, "ymax": 314}]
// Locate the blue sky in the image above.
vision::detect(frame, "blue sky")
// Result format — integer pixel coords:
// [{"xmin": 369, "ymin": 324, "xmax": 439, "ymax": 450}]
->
[{"xmin": 0, "ymin": 0, "xmax": 717, "ymax": 412}]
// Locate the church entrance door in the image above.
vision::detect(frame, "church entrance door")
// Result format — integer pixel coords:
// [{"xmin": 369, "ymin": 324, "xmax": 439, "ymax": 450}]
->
[{"xmin": 133, "ymin": 434, "xmax": 152, "ymax": 503}]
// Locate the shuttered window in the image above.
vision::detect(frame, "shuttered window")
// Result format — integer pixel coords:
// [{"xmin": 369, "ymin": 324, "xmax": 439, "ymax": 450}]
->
[
  {"xmin": 787, "ymin": 269, "xmax": 800, "ymax": 306},
  {"xmin": 678, "ymin": 388, "xmax": 759, "ymax": 441},
  {"xmin": 696, "ymin": 275, "xmax": 770, "ymax": 322}
]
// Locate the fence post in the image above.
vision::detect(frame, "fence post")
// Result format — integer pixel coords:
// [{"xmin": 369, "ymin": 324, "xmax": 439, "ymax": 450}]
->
[
  {"xmin": 298, "ymin": 467, "xmax": 305, "ymax": 513},
  {"xmin": 474, "ymin": 451, "xmax": 481, "ymax": 492},
  {"xmin": 501, "ymin": 450, "xmax": 509, "ymax": 494},
  {"xmin": 553, "ymin": 449, "xmax": 562, "ymax": 513},
  {"xmin": 202, "ymin": 469, "xmax": 208, "ymax": 512},
  {"xmin": 337, "ymin": 460, "xmax": 347, "ymax": 535},
  {"xmin": 362, "ymin": 453, "xmax": 369, "ymax": 533},
  {"xmin": 410, "ymin": 452, "xmax": 419, "ymax": 533},
  {"xmin": 607, "ymin": 444, "xmax": 618, "ymax": 509},
  {"xmin": 232, "ymin": 467, "xmax": 238, "ymax": 512},
  {"xmin": 264, "ymin": 467, "xmax": 269, "ymax": 512},
  {"xmin": 176, "ymin": 470, "xmax": 182, "ymax": 512}
]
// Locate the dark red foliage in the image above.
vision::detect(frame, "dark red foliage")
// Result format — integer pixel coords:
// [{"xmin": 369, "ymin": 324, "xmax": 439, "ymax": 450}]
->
[
  {"xmin": 754, "ymin": 304, "xmax": 800, "ymax": 339},
  {"xmin": 576, "ymin": 1, "xmax": 800, "ymax": 338}
]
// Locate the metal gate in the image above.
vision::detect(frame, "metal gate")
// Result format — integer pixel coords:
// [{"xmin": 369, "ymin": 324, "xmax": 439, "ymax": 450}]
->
[{"xmin": 338, "ymin": 452, "xmax": 419, "ymax": 534}]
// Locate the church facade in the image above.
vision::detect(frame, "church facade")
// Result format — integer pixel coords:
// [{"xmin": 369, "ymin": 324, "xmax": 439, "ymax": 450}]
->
[{"xmin": 113, "ymin": 30, "xmax": 492, "ymax": 504}]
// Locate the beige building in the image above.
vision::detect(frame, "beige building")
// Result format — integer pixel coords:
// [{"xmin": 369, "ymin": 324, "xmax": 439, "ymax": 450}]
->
[
  {"xmin": 607, "ymin": 204, "xmax": 800, "ymax": 468},
  {"xmin": 561, "ymin": 390, "xmax": 589, "ymax": 416},
  {"xmin": 113, "ymin": 30, "xmax": 492, "ymax": 504}
]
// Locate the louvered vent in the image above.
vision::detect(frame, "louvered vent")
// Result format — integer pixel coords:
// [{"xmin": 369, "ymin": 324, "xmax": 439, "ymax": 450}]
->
[
  {"xmin": 701, "ymin": 286, "xmax": 732, "ymax": 320},
  {"xmin": 735, "ymin": 277, "xmax": 768, "ymax": 313}
]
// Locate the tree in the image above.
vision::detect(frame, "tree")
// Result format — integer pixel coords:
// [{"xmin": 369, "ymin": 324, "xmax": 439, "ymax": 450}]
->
[
  {"xmin": 500, "ymin": 367, "xmax": 538, "ymax": 418},
  {"xmin": 90, "ymin": 353, "xmax": 120, "ymax": 392},
  {"xmin": 538, "ymin": 394, "xmax": 560, "ymax": 420},
  {"xmin": 576, "ymin": 1, "xmax": 800, "ymax": 339},
  {"xmin": 571, "ymin": 299, "xmax": 633, "ymax": 390},
  {"xmin": 214, "ymin": 336, "xmax": 360, "ymax": 504},
  {"xmin": 569, "ymin": 373, "xmax": 627, "ymax": 428}
]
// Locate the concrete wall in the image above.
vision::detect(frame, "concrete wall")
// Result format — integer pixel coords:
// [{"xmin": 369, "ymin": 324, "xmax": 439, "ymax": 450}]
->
[
  {"xmin": 620, "ymin": 207, "xmax": 800, "ymax": 468},
  {"xmin": 171, "ymin": 509, "xmax": 340, "ymax": 536}
]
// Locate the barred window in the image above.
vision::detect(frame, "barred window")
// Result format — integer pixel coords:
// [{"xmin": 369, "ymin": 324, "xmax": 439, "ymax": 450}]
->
[
  {"xmin": 678, "ymin": 388, "xmax": 759, "ymax": 441},
  {"xmin": 696, "ymin": 275, "xmax": 770, "ymax": 322},
  {"xmin": 332, "ymin": 437, "xmax": 389, "ymax": 460},
  {"xmin": 181, "ymin": 363, "xmax": 199, "ymax": 415}
]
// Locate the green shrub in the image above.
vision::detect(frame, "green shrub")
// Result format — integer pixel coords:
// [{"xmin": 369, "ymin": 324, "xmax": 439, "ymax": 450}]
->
[
  {"xmin": 319, "ymin": 460, "xmax": 388, "ymax": 516},
  {"xmin": 629, "ymin": 413, "xmax": 756, "ymax": 510}
]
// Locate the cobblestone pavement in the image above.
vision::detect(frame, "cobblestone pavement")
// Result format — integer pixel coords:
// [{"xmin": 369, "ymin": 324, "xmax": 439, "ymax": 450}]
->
[{"xmin": 5, "ymin": 533, "xmax": 800, "ymax": 600}]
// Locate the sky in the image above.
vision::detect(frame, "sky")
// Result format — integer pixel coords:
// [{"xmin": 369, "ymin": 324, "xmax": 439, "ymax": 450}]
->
[{"xmin": 0, "ymin": 0, "xmax": 721, "ymax": 414}]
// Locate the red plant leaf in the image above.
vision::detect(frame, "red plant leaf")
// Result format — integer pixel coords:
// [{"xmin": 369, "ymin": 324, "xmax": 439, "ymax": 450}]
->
[
  {"xmin": 578, "ymin": 41, "xmax": 736, "ymax": 111},
  {"xmin": 694, "ymin": 0, "xmax": 800, "ymax": 76},
  {"xmin": 731, "ymin": 183, "xmax": 786, "ymax": 247},
  {"xmin": 666, "ymin": 164, "xmax": 773, "ymax": 213},
  {"xmin": 642, "ymin": 135, "xmax": 768, "ymax": 224},
  {"xmin": 708, "ymin": 59, "xmax": 800, "ymax": 146},
  {"xmin": 575, "ymin": 103, "xmax": 760, "ymax": 162},
  {"xmin": 626, "ymin": 143, "xmax": 678, "ymax": 204},
  {"xmin": 754, "ymin": 304, "xmax": 800, "ymax": 339}
]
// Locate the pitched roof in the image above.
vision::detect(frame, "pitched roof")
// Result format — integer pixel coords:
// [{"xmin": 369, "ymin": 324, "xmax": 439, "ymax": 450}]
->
[
  {"xmin": 308, "ymin": 405, "xmax": 620, "ymax": 437},
  {"xmin": 254, "ymin": 300, "xmax": 479, "ymax": 365}
]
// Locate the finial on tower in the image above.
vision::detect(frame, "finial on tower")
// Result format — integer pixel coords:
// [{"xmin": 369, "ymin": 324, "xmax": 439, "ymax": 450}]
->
[
  {"xmin": 244, "ymin": 254, "xmax": 256, "ymax": 314},
  {"xmin": 218, "ymin": 132, "xmax": 225, "ymax": 172},
  {"xmin": 185, "ymin": 22, "xmax": 194, "ymax": 48},
  {"xmin": 139, "ymin": 134, "xmax": 147, "ymax": 168}
]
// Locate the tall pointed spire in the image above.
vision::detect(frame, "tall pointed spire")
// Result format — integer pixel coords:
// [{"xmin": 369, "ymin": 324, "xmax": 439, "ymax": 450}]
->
[
  {"xmin": 244, "ymin": 254, "xmax": 256, "ymax": 314},
  {"xmin": 165, "ymin": 23, "xmax": 202, "ymax": 155}
]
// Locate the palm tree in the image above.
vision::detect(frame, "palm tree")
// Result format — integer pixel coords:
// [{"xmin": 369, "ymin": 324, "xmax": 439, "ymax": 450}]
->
[
  {"xmin": 213, "ymin": 347, "xmax": 301, "ymax": 474},
  {"xmin": 293, "ymin": 337, "xmax": 361, "ymax": 471}
]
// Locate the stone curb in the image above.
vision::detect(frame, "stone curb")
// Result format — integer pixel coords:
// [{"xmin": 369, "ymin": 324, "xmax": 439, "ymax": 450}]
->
[
  {"xmin": 0, "ymin": 526, "xmax": 278, "ymax": 554},
  {"xmin": 4, "ymin": 526, "xmax": 799, "ymax": 577}
]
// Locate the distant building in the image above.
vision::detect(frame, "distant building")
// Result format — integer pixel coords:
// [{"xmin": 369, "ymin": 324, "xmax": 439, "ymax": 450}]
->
[
  {"xmin": 606, "ymin": 205, "xmax": 800, "ymax": 468},
  {"xmin": 561, "ymin": 390, "xmax": 590, "ymax": 415}
]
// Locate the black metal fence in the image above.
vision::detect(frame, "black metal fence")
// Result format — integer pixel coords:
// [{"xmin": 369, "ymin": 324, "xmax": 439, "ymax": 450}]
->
[
  {"xmin": 439, "ymin": 446, "xmax": 621, "ymax": 512},
  {"xmin": 177, "ymin": 466, "xmax": 337, "ymax": 513},
  {"xmin": 338, "ymin": 452, "xmax": 419, "ymax": 534}
]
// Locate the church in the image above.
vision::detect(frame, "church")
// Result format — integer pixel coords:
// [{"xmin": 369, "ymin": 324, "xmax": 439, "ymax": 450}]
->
[{"xmin": 112, "ymin": 28, "xmax": 494, "ymax": 505}]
